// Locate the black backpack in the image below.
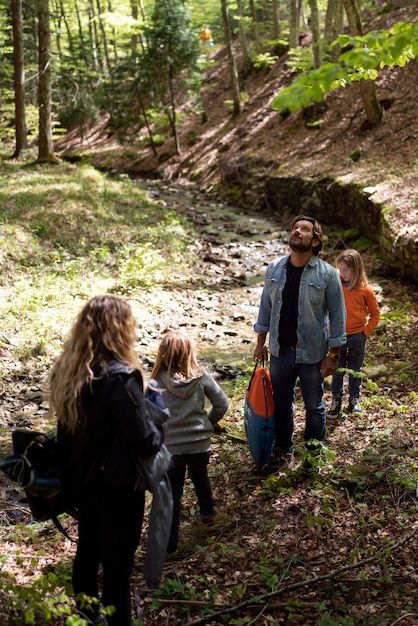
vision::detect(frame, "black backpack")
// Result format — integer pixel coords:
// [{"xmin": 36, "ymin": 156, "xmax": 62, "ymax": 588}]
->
[{"xmin": 0, "ymin": 429, "xmax": 78, "ymax": 540}]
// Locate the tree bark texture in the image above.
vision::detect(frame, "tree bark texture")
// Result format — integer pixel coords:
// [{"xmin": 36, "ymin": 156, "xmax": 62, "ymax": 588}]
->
[
  {"xmin": 308, "ymin": 0, "xmax": 322, "ymax": 68},
  {"xmin": 289, "ymin": 0, "xmax": 300, "ymax": 49},
  {"xmin": 37, "ymin": 0, "xmax": 56, "ymax": 162},
  {"xmin": 11, "ymin": 0, "xmax": 27, "ymax": 157},
  {"xmin": 221, "ymin": 0, "xmax": 241, "ymax": 118}
]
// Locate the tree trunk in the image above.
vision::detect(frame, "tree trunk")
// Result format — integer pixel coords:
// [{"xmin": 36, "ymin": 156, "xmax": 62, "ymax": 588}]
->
[
  {"xmin": 289, "ymin": 0, "xmax": 300, "ymax": 49},
  {"xmin": 11, "ymin": 0, "xmax": 27, "ymax": 158},
  {"xmin": 248, "ymin": 0, "xmax": 261, "ymax": 53},
  {"xmin": 37, "ymin": 0, "xmax": 57, "ymax": 162},
  {"xmin": 96, "ymin": 0, "xmax": 111, "ymax": 70},
  {"xmin": 87, "ymin": 0, "xmax": 102, "ymax": 71},
  {"xmin": 74, "ymin": 0, "xmax": 90, "ymax": 68},
  {"xmin": 324, "ymin": 0, "xmax": 343, "ymax": 61},
  {"xmin": 272, "ymin": 0, "xmax": 281, "ymax": 39},
  {"xmin": 221, "ymin": 0, "xmax": 241, "ymax": 118},
  {"xmin": 56, "ymin": 0, "xmax": 75, "ymax": 59},
  {"xmin": 308, "ymin": 0, "xmax": 321, "ymax": 68},
  {"xmin": 236, "ymin": 0, "xmax": 252, "ymax": 70},
  {"xmin": 168, "ymin": 64, "xmax": 180, "ymax": 155},
  {"xmin": 341, "ymin": 0, "xmax": 383, "ymax": 126},
  {"xmin": 107, "ymin": 0, "xmax": 118, "ymax": 60}
]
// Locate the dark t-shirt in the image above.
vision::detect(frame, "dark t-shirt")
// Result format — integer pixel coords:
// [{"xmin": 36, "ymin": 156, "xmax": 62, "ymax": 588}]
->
[{"xmin": 278, "ymin": 261, "xmax": 305, "ymax": 347}]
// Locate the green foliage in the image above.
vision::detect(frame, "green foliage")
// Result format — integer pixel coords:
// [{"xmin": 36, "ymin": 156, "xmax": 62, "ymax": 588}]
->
[
  {"xmin": 143, "ymin": 0, "xmax": 199, "ymax": 82},
  {"xmin": 286, "ymin": 46, "xmax": 315, "ymax": 73},
  {"xmin": 252, "ymin": 52, "xmax": 278, "ymax": 71},
  {"xmin": 0, "ymin": 158, "xmax": 196, "ymax": 356},
  {"xmin": 272, "ymin": 21, "xmax": 418, "ymax": 114},
  {"xmin": 0, "ymin": 563, "xmax": 77, "ymax": 624},
  {"xmin": 272, "ymin": 63, "xmax": 346, "ymax": 112},
  {"xmin": 337, "ymin": 21, "xmax": 418, "ymax": 69}
]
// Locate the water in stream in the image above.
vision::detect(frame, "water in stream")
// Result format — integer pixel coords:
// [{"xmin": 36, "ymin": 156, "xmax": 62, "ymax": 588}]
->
[{"xmin": 137, "ymin": 183, "xmax": 290, "ymax": 375}]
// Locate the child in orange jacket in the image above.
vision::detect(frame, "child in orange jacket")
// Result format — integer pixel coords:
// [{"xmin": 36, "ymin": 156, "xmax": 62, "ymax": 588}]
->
[{"xmin": 328, "ymin": 250, "xmax": 380, "ymax": 418}]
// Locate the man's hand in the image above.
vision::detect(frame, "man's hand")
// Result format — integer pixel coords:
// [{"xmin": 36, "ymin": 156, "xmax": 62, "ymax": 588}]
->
[
  {"xmin": 320, "ymin": 355, "xmax": 340, "ymax": 378},
  {"xmin": 253, "ymin": 334, "xmax": 268, "ymax": 362},
  {"xmin": 253, "ymin": 345, "xmax": 268, "ymax": 362}
]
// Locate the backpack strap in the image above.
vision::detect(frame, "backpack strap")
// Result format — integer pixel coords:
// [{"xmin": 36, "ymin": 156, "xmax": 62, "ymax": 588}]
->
[{"xmin": 51, "ymin": 515, "xmax": 76, "ymax": 542}]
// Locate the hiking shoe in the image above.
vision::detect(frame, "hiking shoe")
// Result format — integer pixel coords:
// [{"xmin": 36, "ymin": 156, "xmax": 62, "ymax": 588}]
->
[
  {"xmin": 302, "ymin": 459, "xmax": 320, "ymax": 477},
  {"xmin": 195, "ymin": 512, "xmax": 218, "ymax": 527},
  {"xmin": 349, "ymin": 398, "xmax": 362, "ymax": 415},
  {"xmin": 270, "ymin": 449, "xmax": 295, "ymax": 469},
  {"xmin": 279, "ymin": 451, "xmax": 294, "ymax": 468},
  {"xmin": 328, "ymin": 397, "xmax": 342, "ymax": 419}
]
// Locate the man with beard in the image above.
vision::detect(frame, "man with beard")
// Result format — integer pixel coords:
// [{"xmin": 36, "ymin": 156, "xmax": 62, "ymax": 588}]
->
[{"xmin": 253, "ymin": 215, "xmax": 346, "ymax": 473}]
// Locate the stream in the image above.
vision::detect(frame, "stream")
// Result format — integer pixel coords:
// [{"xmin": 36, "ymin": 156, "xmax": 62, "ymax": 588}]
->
[{"xmin": 136, "ymin": 182, "xmax": 290, "ymax": 376}]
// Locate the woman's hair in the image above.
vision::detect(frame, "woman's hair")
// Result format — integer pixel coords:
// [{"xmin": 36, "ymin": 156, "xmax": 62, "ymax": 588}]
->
[
  {"xmin": 335, "ymin": 249, "xmax": 367, "ymax": 290},
  {"xmin": 46, "ymin": 295, "xmax": 140, "ymax": 432},
  {"xmin": 151, "ymin": 330, "xmax": 200, "ymax": 388},
  {"xmin": 290, "ymin": 215, "xmax": 323, "ymax": 256}
]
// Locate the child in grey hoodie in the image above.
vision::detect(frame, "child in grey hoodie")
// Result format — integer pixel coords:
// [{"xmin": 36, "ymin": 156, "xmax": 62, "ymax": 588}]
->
[{"xmin": 151, "ymin": 330, "xmax": 229, "ymax": 553}]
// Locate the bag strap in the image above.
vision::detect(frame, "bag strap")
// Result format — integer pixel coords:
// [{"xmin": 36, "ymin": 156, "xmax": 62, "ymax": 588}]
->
[
  {"xmin": 51, "ymin": 515, "xmax": 76, "ymax": 542},
  {"xmin": 247, "ymin": 358, "xmax": 268, "ymax": 391}
]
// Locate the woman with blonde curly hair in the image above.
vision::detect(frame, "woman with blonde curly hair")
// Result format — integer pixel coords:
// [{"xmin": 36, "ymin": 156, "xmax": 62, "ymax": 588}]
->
[{"xmin": 47, "ymin": 295, "xmax": 165, "ymax": 626}]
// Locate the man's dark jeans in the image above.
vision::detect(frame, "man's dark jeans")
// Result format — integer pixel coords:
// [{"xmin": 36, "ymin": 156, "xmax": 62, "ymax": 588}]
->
[{"xmin": 270, "ymin": 348, "xmax": 326, "ymax": 453}]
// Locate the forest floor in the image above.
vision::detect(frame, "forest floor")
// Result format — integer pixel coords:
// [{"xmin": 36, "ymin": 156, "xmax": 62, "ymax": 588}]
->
[
  {"xmin": 1, "ymin": 2, "xmax": 418, "ymax": 624},
  {"xmin": 0, "ymin": 179, "xmax": 417, "ymax": 626}
]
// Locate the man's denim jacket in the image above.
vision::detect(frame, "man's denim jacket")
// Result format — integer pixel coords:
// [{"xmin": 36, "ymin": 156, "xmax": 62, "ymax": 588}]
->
[{"xmin": 254, "ymin": 254, "xmax": 346, "ymax": 363}]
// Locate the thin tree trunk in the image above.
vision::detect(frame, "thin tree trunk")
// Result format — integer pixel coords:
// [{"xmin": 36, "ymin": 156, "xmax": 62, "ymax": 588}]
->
[
  {"xmin": 107, "ymin": 0, "xmax": 118, "ymax": 60},
  {"xmin": 341, "ymin": 0, "xmax": 383, "ymax": 126},
  {"xmin": 221, "ymin": 0, "xmax": 241, "ymax": 118},
  {"xmin": 87, "ymin": 0, "xmax": 102, "ymax": 71},
  {"xmin": 96, "ymin": 0, "xmax": 111, "ymax": 69},
  {"xmin": 308, "ymin": 0, "xmax": 321, "ymax": 68},
  {"xmin": 289, "ymin": 0, "xmax": 300, "ymax": 49},
  {"xmin": 11, "ymin": 0, "xmax": 27, "ymax": 157},
  {"xmin": 74, "ymin": 0, "xmax": 89, "ymax": 68},
  {"xmin": 51, "ymin": 0, "xmax": 63, "ymax": 57},
  {"xmin": 57, "ymin": 0, "xmax": 75, "ymax": 59},
  {"xmin": 130, "ymin": 0, "xmax": 139, "ymax": 52},
  {"xmin": 272, "ymin": 0, "xmax": 281, "ymax": 39},
  {"xmin": 236, "ymin": 0, "xmax": 252, "ymax": 70},
  {"xmin": 37, "ymin": 0, "xmax": 57, "ymax": 162},
  {"xmin": 249, "ymin": 0, "xmax": 261, "ymax": 53},
  {"xmin": 324, "ymin": 0, "xmax": 343, "ymax": 61},
  {"xmin": 137, "ymin": 0, "xmax": 146, "ymax": 21},
  {"xmin": 168, "ymin": 64, "xmax": 180, "ymax": 155}
]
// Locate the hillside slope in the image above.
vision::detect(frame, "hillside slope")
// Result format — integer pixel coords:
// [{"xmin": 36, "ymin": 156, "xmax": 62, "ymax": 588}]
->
[{"xmin": 60, "ymin": 3, "xmax": 418, "ymax": 246}]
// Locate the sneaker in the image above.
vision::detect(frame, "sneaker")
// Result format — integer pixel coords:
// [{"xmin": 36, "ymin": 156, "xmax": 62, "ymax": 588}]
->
[
  {"xmin": 271, "ymin": 449, "xmax": 295, "ymax": 469},
  {"xmin": 349, "ymin": 398, "xmax": 362, "ymax": 415},
  {"xmin": 302, "ymin": 459, "xmax": 320, "ymax": 477},
  {"xmin": 328, "ymin": 397, "xmax": 342, "ymax": 419}
]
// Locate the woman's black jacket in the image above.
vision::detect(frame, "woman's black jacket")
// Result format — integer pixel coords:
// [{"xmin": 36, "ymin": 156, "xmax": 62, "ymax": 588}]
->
[{"xmin": 57, "ymin": 360, "xmax": 165, "ymax": 493}]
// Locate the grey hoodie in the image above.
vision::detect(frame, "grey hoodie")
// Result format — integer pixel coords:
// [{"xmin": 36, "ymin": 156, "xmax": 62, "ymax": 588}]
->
[{"xmin": 155, "ymin": 371, "xmax": 229, "ymax": 456}]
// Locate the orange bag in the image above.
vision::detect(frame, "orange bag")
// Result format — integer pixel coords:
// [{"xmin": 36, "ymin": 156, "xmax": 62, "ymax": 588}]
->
[{"xmin": 243, "ymin": 361, "xmax": 275, "ymax": 468}]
